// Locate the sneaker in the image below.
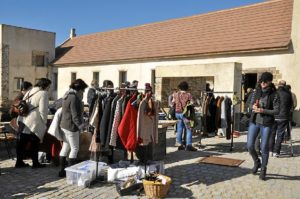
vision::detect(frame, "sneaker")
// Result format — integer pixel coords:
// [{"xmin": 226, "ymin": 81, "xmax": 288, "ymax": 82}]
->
[
  {"xmin": 185, "ymin": 145, "xmax": 198, "ymax": 151},
  {"xmin": 178, "ymin": 145, "xmax": 185, "ymax": 151},
  {"xmin": 273, "ymin": 153, "xmax": 280, "ymax": 158}
]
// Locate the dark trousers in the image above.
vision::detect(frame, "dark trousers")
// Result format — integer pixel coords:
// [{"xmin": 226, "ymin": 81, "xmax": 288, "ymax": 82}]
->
[
  {"xmin": 269, "ymin": 120, "xmax": 289, "ymax": 154},
  {"xmin": 16, "ymin": 133, "xmax": 40, "ymax": 165},
  {"xmin": 247, "ymin": 122, "xmax": 271, "ymax": 168},
  {"xmin": 286, "ymin": 121, "xmax": 291, "ymax": 139}
]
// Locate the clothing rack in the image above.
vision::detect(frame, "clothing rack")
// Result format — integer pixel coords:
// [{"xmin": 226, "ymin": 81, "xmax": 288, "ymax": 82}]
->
[
  {"xmin": 100, "ymin": 87, "xmax": 150, "ymax": 91},
  {"xmin": 202, "ymin": 91, "xmax": 237, "ymax": 152},
  {"xmin": 93, "ymin": 86, "xmax": 153, "ymax": 181}
]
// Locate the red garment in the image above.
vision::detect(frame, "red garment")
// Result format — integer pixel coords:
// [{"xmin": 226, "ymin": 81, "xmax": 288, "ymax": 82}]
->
[{"xmin": 118, "ymin": 95, "xmax": 138, "ymax": 152}]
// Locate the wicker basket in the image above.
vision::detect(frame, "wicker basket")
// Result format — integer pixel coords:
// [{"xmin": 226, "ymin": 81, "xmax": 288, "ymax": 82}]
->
[{"xmin": 143, "ymin": 175, "xmax": 172, "ymax": 198}]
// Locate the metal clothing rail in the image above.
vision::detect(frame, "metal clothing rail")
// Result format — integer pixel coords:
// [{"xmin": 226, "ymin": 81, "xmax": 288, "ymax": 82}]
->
[
  {"xmin": 100, "ymin": 87, "xmax": 149, "ymax": 91},
  {"xmin": 202, "ymin": 91, "xmax": 237, "ymax": 94},
  {"xmin": 202, "ymin": 91, "xmax": 237, "ymax": 152}
]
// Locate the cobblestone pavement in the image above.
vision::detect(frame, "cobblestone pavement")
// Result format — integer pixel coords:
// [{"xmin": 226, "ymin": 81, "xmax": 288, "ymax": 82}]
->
[{"xmin": 1, "ymin": 127, "xmax": 300, "ymax": 199}]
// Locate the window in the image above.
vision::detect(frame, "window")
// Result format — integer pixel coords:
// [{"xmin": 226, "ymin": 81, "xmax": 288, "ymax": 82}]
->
[
  {"xmin": 93, "ymin": 72, "xmax": 100, "ymax": 83},
  {"xmin": 14, "ymin": 77, "xmax": 24, "ymax": 91},
  {"xmin": 35, "ymin": 55, "xmax": 45, "ymax": 66},
  {"xmin": 53, "ymin": 72, "xmax": 58, "ymax": 91},
  {"xmin": 119, "ymin": 71, "xmax": 127, "ymax": 86},
  {"xmin": 71, "ymin": 72, "xmax": 77, "ymax": 83},
  {"xmin": 32, "ymin": 51, "xmax": 48, "ymax": 67}
]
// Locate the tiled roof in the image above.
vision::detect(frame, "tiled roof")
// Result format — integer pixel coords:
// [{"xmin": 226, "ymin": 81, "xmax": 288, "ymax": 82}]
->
[{"xmin": 54, "ymin": 0, "xmax": 293, "ymax": 66}]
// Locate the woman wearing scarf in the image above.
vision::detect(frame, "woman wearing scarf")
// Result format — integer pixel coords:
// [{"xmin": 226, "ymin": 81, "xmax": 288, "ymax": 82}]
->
[{"xmin": 247, "ymin": 72, "xmax": 279, "ymax": 180}]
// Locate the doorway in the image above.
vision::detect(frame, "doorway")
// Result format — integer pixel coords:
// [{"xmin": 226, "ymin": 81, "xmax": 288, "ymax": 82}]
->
[{"xmin": 244, "ymin": 73, "xmax": 257, "ymax": 90}]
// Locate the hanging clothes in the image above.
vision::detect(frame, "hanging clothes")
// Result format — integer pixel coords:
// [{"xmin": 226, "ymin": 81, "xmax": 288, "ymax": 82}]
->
[
  {"xmin": 202, "ymin": 95, "xmax": 209, "ymax": 135},
  {"xmin": 99, "ymin": 94, "xmax": 115, "ymax": 147},
  {"xmin": 225, "ymin": 97, "xmax": 233, "ymax": 140},
  {"xmin": 118, "ymin": 94, "xmax": 138, "ymax": 152},
  {"xmin": 215, "ymin": 96, "xmax": 224, "ymax": 129},
  {"xmin": 206, "ymin": 96, "xmax": 216, "ymax": 134},
  {"xmin": 137, "ymin": 97, "xmax": 159, "ymax": 145},
  {"xmin": 105, "ymin": 95, "xmax": 120, "ymax": 149},
  {"xmin": 109, "ymin": 96, "xmax": 124, "ymax": 147},
  {"xmin": 89, "ymin": 95, "xmax": 103, "ymax": 128},
  {"xmin": 220, "ymin": 98, "xmax": 228, "ymax": 129},
  {"xmin": 89, "ymin": 95, "xmax": 103, "ymax": 152}
]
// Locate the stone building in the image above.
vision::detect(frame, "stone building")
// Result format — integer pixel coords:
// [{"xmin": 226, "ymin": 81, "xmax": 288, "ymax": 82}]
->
[
  {"xmin": 0, "ymin": 24, "xmax": 56, "ymax": 119},
  {"xmin": 53, "ymin": 0, "xmax": 300, "ymax": 124}
]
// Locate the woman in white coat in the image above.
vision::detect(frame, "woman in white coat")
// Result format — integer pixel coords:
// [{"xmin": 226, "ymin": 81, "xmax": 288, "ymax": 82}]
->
[{"xmin": 17, "ymin": 78, "xmax": 51, "ymax": 169}]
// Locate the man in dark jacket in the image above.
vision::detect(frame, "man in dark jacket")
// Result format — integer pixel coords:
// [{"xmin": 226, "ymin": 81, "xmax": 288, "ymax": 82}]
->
[{"xmin": 269, "ymin": 80, "xmax": 292, "ymax": 157}]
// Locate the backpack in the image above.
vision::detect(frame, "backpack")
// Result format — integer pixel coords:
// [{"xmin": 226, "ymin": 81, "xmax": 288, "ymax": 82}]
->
[{"xmin": 12, "ymin": 89, "xmax": 40, "ymax": 117}]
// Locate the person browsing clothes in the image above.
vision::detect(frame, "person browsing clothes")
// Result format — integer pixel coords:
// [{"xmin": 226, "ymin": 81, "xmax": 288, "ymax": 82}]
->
[{"xmin": 172, "ymin": 81, "xmax": 197, "ymax": 151}]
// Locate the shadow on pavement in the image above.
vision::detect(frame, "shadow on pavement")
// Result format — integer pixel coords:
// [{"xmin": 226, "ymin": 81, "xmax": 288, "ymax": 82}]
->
[
  {"xmin": 266, "ymin": 173, "xmax": 300, "ymax": 181},
  {"xmin": 0, "ymin": 165, "xmax": 60, "ymax": 198},
  {"xmin": 203, "ymin": 141, "xmax": 248, "ymax": 153},
  {"xmin": 165, "ymin": 161, "xmax": 251, "ymax": 198}
]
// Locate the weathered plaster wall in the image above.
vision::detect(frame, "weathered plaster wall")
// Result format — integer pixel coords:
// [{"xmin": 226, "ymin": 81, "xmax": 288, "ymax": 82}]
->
[{"xmin": 1, "ymin": 24, "xmax": 55, "ymax": 103}]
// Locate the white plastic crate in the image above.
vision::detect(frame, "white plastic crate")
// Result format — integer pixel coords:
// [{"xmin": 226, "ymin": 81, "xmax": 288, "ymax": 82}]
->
[
  {"xmin": 65, "ymin": 160, "xmax": 107, "ymax": 187},
  {"xmin": 107, "ymin": 161, "xmax": 164, "ymax": 182}
]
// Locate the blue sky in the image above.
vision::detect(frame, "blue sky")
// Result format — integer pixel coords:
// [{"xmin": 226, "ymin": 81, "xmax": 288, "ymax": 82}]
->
[{"xmin": 1, "ymin": 0, "xmax": 264, "ymax": 46}]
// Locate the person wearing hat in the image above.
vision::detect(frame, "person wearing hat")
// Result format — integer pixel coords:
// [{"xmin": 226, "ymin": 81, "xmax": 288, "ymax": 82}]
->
[
  {"xmin": 247, "ymin": 72, "xmax": 279, "ymax": 180},
  {"xmin": 87, "ymin": 80, "xmax": 99, "ymax": 116}
]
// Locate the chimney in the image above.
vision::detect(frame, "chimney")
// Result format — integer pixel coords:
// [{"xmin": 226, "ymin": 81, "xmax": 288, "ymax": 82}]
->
[{"xmin": 70, "ymin": 28, "xmax": 76, "ymax": 39}]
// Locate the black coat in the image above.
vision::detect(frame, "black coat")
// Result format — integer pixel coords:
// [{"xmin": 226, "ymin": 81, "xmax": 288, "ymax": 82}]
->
[
  {"xmin": 275, "ymin": 86, "xmax": 293, "ymax": 120},
  {"xmin": 250, "ymin": 87, "xmax": 280, "ymax": 127}
]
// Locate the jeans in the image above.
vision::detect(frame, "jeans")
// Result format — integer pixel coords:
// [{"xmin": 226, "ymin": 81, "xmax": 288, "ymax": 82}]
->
[
  {"xmin": 247, "ymin": 122, "xmax": 271, "ymax": 168},
  {"xmin": 60, "ymin": 128, "xmax": 80, "ymax": 159},
  {"xmin": 269, "ymin": 120, "xmax": 289, "ymax": 154},
  {"xmin": 175, "ymin": 113, "xmax": 192, "ymax": 146}
]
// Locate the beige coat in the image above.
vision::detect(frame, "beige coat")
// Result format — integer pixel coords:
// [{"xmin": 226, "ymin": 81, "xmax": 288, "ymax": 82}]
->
[{"xmin": 19, "ymin": 87, "xmax": 49, "ymax": 142}]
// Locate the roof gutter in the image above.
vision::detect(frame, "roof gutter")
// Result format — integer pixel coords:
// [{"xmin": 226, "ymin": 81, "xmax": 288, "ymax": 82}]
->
[{"xmin": 53, "ymin": 45, "xmax": 290, "ymax": 67}]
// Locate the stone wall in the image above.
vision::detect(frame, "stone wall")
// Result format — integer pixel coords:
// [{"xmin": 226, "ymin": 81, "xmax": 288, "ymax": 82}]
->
[
  {"xmin": 242, "ymin": 67, "xmax": 282, "ymax": 86},
  {"xmin": 0, "ymin": 44, "xmax": 10, "ymax": 121},
  {"xmin": 159, "ymin": 77, "xmax": 208, "ymax": 107},
  {"xmin": 0, "ymin": 44, "xmax": 9, "ymax": 106}
]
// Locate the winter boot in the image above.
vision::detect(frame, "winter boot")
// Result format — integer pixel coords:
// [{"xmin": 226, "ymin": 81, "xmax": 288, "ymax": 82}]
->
[
  {"xmin": 251, "ymin": 158, "xmax": 261, "ymax": 174},
  {"xmin": 259, "ymin": 167, "xmax": 267, "ymax": 181},
  {"xmin": 58, "ymin": 156, "xmax": 67, "ymax": 177}
]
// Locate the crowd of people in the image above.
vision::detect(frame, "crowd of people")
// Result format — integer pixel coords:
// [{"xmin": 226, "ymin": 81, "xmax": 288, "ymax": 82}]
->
[
  {"xmin": 9, "ymin": 72, "xmax": 297, "ymax": 182},
  {"xmin": 10, "ymin": 78, "xmax": 88, "ymax": 175}
]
